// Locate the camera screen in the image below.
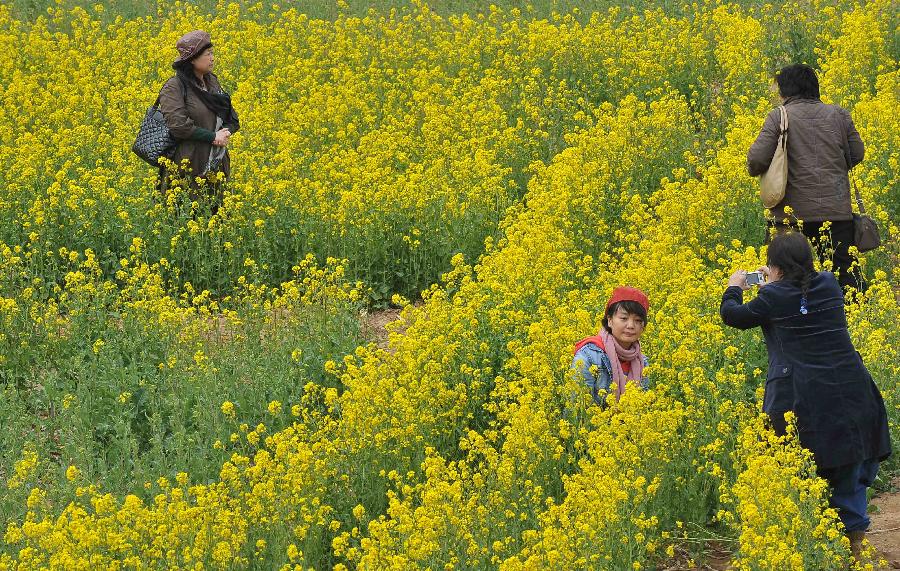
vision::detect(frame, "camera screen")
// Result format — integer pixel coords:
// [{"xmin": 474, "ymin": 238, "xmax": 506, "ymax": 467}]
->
[{"xmin": 745, "ymin": 272, "xmax": 763, "ymax": 285}]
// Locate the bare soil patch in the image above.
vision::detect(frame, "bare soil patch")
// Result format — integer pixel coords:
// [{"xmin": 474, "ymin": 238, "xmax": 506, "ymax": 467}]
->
[
  {"xmin": 868, "ymin": 478, "xmax": 900, "ymax": 569},
  {"xmin": 660, "ymin": 541, "xmax": 732, "ymax": 570},
  {"xmin": 360, "ymin": 307, "xmax": 404, "ymax": 350}
]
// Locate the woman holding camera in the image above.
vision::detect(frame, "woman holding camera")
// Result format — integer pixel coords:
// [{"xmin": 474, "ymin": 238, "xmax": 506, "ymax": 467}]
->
[{"xmin": 720, "ymin": 232, "xmax": 890, "ymax": 556}]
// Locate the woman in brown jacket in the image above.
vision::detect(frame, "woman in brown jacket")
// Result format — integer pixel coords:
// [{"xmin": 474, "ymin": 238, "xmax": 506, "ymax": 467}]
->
[
  {"xmin": 159, "ymin": 30, "xmax": 239, "ymax": 215},
  {"xmin": 747, "ymin": 64, "xmax": 865, "ymax": 292}
]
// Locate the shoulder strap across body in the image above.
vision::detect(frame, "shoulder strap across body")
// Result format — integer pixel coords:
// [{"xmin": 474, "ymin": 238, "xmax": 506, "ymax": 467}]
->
[{"xmin": 841, "ymin": 112, "xmax": 882, "ymax": 252}]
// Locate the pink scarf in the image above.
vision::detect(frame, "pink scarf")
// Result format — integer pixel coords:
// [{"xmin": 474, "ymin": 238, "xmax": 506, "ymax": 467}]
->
[{"xmin": 598, "ymin": 329, "xmax": 645, "ymax": 400}]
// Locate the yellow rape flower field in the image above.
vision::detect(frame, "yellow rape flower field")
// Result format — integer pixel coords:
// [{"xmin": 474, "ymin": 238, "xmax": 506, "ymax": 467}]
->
[{"xmin": 0, "ymin": 0, "xmax": 899, "ymax": 569}]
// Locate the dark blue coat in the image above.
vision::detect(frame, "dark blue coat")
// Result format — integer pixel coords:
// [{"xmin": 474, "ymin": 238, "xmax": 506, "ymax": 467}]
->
[{"xmin": 720, "ymin": 271, "xmax": 890, "ymax": 469}]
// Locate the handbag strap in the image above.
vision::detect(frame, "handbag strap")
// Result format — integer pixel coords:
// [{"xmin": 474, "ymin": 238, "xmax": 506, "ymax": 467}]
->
[
  {"xmin": 153, "ymin": 77, "xmax": 189, "ymax": 109},
  {"xmin": 778, "ymin": 105, "xmax": 788, "ymax": 135},
  {"xmin": 839, "ymin": 111, "xmax": 867, "ymax": 215},
  {"xmin": 852, "ymin": 176, "xmax": 867, "ymax": 215}
]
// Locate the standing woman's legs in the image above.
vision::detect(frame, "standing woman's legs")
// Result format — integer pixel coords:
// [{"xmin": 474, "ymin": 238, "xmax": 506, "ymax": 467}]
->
[
  {"xmin": 196, "ymin": 174, "xmax": 224, "ymax": 217},
  {"xmin": 801, "ymin": 220, "xmax": 864, "ymax": 293},
  {"xmin": 824, "ymin": 459, "xmax": 877, "ymax": 532},
  {"xmin": 820, "ymin": 458, "xmax": 879, "ymax": 557},
  {"xmin": 765, "ymin": 220, "xmax": 795, "ymax": 244},
  {"xmin": 157, "ymin": 166, "xmax": 167, "ymax": 199},
  {"xmin": 828, "ymin": 220, "xmax": 865, "ymax": 293}
]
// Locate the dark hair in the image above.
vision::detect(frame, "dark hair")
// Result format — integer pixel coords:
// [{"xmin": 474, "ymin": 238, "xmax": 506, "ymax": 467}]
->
[
  {"xmin": 775, "ymin": 64, "xmax": 820, "ymax": 100},
  {"xmin": 172, "ymin": 59, "xmax": 195, "ymax": 76},
  {"xmin": 767, "ymin": 232, "xmax": 816, "ymax": 297},
  {"xmin": 602, "ymin": 300, "xmax": 647, "ymax": 333}
]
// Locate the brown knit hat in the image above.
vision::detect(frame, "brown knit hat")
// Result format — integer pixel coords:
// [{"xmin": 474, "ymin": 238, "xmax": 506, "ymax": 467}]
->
[{"xmin": 173, "ymin": 30, "xmax": 212, "ymax": 64}]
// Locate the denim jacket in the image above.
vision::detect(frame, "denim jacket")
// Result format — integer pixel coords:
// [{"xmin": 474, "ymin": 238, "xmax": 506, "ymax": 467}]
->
[{"xmin": 571, "ymin": 342, "xmax": 650, "ymax": 406}]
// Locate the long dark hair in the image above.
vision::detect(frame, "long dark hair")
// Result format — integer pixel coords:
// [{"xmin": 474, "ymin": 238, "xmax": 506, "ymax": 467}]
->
[{"xmin": 767, "ymin": 232, "xmax": 816, "ymax": 298}]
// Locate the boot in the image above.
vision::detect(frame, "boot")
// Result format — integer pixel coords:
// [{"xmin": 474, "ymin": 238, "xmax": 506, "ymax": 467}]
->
[{"xmin": 847, "ymin": 530, "xmax": 866, "ymax": 561}]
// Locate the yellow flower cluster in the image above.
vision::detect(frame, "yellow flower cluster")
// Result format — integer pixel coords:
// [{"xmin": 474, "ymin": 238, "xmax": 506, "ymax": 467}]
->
[
  {"xmin": 0, "ymin": 234, "xmax": 365, "ymax": 546},
  {"xmin": 2, "ymin": 421, "xmax": 335, "ymax": 569},
  {"xmin": 725, "ymin": 413, "xmax": 848, "ymax": 570},
  {"xmin": 1, "ymin": 1, "xmax": 899, "ymax": 570}
]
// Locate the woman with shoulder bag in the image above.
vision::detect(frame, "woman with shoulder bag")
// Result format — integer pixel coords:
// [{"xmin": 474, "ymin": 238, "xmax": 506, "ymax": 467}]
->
[
  {"xmin": 747, "ymin": 64, "xmax": 867, "ymax": 293},
  {"xmin": 720, "ymin": 232, "xmax": 890, "ymax": 558},
  {"xmin": 158, "ymin": 30, "xmax": 240, "ymax": 215}
]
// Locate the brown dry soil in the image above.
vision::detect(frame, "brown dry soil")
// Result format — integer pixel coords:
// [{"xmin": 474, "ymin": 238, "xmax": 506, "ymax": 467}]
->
[
  {"xmin": 359, "ymin": 309, "xmax": 900, "ymax": 570},
  {"xmin": 868, "ymin": 478, "xmax": 900, "ymax": 569},
  {"xmin": 359, "ymin": 307, "xmax": 404, "ymax": 350}
]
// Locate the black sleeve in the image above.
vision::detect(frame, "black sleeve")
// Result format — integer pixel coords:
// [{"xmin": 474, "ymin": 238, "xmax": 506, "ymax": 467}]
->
[
  {"xmin": 224, "ymin": 108, "xmax": 240, "ymax": 135},
  {"xmin": 191, "ymin": 128, "xmax": 216, "ymax": 142},
  {"xmin": 720, "ymin": 285, "xmax": 774, "ymax": 330}
]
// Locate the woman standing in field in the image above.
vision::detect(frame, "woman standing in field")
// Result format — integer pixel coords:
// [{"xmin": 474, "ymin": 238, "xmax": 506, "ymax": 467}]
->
[
  {"xmin": 158, "ymin": 30, "xmax": 240, "ymax": 214},
  {"xmin": 720, "ymin": 232, "xmax": 890, "ymax": 557},
  {"xmin": 747, "ymin": 64, "xmax": 866, "ymax": 292},
  {"xmin": 571, "ymin": 287, "xmax": 651, "ymax": 406}
]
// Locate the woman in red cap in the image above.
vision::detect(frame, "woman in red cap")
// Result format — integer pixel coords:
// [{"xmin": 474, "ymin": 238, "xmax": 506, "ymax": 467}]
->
[
  {"xmin": 158, "ymin": 30, "xmax": 240, "ymax": 215},
  {"xmin": 571, "ymin": 286, "xmax": 650, "ymax": 406}
]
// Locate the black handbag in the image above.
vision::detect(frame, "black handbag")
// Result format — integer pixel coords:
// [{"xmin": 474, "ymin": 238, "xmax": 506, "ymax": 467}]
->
[
  {"xmin": 842, "ymin": 120, "xmax": 882, "ymax": 252},
  {"xmin": 852, "ymin": 180, "xmax": 882, "ymax": 252},
  {"xmin": 132, "ymin": 80, "xmax": 186, "ymax": 167}
]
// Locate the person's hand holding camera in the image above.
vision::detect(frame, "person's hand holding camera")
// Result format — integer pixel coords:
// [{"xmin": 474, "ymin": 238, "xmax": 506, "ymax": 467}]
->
[
  {"xmin": 728, "ymin": 269, "xmax": 751, "ymax": 291},
  {"xmin": 728, "ymin": 267, "xmax": 771, "ymax": 290}
]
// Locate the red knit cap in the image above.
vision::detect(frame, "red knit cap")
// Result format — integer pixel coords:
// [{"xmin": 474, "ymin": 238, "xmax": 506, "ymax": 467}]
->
[{"xmin": 606, "ymin": 286, "xmax": 649, "ymax": 313}]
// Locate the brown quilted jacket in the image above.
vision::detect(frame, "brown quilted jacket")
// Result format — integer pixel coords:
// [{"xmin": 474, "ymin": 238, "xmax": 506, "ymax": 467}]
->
[{"xmin": 747, "ymin": 97, "xmax": 864, "ymax": 222}]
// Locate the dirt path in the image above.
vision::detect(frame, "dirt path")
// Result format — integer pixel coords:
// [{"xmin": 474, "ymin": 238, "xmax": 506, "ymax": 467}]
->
[
  {"xmin": 360, "ymin": 307, "xmax": 404, "ymax": 350},
  {"xmin": 661, "ymin": 543, "xmax": 732, "ymax": 570},
  {"xmin": 868, "ymin": 480, "xmax": 900, "ymax": 569}
]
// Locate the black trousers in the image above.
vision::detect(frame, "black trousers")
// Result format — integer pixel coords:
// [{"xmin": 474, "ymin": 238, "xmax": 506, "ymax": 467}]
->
[{"xmin": 768, "ymin": 220, "xmax": 865, "ymax": 293}]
